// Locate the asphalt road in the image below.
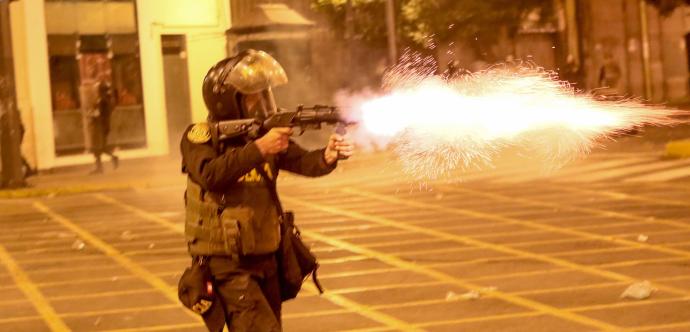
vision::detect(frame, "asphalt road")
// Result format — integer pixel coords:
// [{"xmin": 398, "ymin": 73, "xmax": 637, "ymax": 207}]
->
[{"xmin": 1, "ymin": 151, "xmax": 690, "ymax": 331}]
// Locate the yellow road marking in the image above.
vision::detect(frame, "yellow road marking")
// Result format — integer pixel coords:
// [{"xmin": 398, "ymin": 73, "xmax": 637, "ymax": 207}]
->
[
  {"xmin": 632, "ymin": 320, "xmax": 690, "ymax": 331},
  {"xmin": 414, "ymin": 312, "xmax": 548, "ymax": 329},
  {"xmin": 570, "ymin": 296, "xmax": 690, "ymax": 312},
  {"xmin": 92, "ymin": 194, "xmax": 184, "ymax": 233},
  {"xmin": 445, "ymin": 185, "xmax": 690, "ymax": 239},
  {"xmin": 342, "ymin": 188, "xmax": 690, "ymax": 263},
  {"xmin": 554, "ymin": 185, "xmax": 690, "ymax": 208},
  {"xmin": 0, "ymin": 315, "xmax": 43, "ymax": 325},
  {"xmin": 298, "ymin": 227, "xmax": 624, "ymax": 331},
  {"xmin": 95, "ymin": 194, "xmax": 418, "ymax": 332},
  {"xmin": 319, "ymin": 255, "xmax": 371, "ymax": 264},
  {"xmin": 298, "ymin": 192, "xmax": 627, "ymax": 282},
  {"xmin": 0, "ymin": 245, "xmax": 70, "ymax": 331},
  {"xmin": 282, "ymin": 307, "xmax": 351, "ymax": 319},
  {"xmin": 49, "ymin": 288, "xmax": 156, "ymax": 302},
  {"xmin": 325, "ymin": 281, "xmax": 446, "ymax": 296},
  {"xmin": 59, "ymin": 304, "xmax": 180, "ymax": 318},
  {"xmin": 32, "ymin": 202, "xmax": 198, "ymax": 322},
  {"xmin": 305, "ymin": 282, "xmax": 424, "ymax": 331},
  {"xmin": 512, "ymin": 281, "xmax": 628, "ymax": 296},
  {"xmin": 97, "ymin": 322, "xmax": 202, "ymax": 332}
]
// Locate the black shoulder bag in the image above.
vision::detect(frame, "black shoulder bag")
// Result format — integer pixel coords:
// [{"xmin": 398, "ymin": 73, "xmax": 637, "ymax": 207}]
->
[{"xmin": 256, "ymin": 168, "xmax": 324, "ymax": 301}]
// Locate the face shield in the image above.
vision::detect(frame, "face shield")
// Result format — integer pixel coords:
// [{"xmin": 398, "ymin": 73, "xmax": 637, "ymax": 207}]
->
[
  {"xmin": 223, "ymin": 50, "xmax": 288, "ymax": 118},
  {"xmin": 242, "ymin": 89, "xmax": 279, "ymax": 120}
]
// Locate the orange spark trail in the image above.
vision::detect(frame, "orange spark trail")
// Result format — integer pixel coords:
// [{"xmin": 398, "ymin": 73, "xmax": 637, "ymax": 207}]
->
[{"xmin": 350, "ymin": 54, "xmax": 685, "ymax": 181}]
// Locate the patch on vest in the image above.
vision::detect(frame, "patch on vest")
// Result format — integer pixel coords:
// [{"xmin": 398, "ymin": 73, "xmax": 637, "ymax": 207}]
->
[{"xmin": 187, "ymin": 123, "xmax": 211, "ymax": 144}]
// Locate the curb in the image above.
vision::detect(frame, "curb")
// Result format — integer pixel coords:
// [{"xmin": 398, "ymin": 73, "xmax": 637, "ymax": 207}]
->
[
  {"xmin": 665, "ymin": 139, "xmax": 690, "ymax": 158},
  {"xmin": 0, "ymin": 181, "xmax": 151, "ymax": 199}
]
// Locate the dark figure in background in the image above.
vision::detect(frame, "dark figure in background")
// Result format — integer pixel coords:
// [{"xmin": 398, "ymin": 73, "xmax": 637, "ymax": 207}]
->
[
  {"xmin": 180, "ymin": 50, "xmax": 353, "ymax": 331},
  {"xmin": 86, "ymin": 80, "xmax": 118, "ymax": 174},
  {"xmin": 18, "ymin": 120, "xmax": 36, "ymax": 178}
]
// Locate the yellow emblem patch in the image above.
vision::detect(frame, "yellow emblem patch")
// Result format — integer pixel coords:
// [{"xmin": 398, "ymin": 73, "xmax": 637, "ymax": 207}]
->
[{"xmin": 187, "ymin": 123, "xmax": 211, "ymax": 144}]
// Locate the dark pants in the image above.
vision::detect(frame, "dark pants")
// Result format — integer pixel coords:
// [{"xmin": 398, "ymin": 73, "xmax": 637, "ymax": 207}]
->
[{"xmin": 206, "ymin": 254, "xmax": 282, "ymax": 332}]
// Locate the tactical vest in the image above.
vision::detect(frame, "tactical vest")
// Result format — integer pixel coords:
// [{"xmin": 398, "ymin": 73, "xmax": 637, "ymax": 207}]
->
[{"xmin": 185, "ymin": 178, "xmax": 257, "ymax": 258}]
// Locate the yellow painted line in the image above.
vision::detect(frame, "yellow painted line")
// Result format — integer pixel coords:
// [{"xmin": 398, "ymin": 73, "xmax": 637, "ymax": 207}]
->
[
  {"xmin": 31, "ymin": 202, "xmax": 197, "ymax": 321},
  {"xmin": 22, "ymin": 262, "xmax": 122, "ymax": 276},
  {"xmin": 632, "ymin": 321, "xmax": 690, "ymax": 331},
  {"xmin": 98, "ymin": 322, "xmax": 202, "ymax": 332},
  {"xmin": 296, "ymin": 193, "xmax": 627, "ymax": 282},
  {"xmin": 329, "ymin": 230, "xmax": 413, "ymax": 240},
  {"xmin": 556, "ymin": 186, "xmax": 690, "ymax": 208},
  {"xmin": 596, "ymin": 257, "xmax": 689, "ymax": 269},
  {"xmin": 318, "ymin": 267, "xmax": 403, "ymax": 279},
  {"xmin": 0, "ymin": 298, "xmax": 30, "ymax": 306},
  {"xmin": 288, "ymin": 193, "xmax": 690, "ymax": 297},
  {"xmin": 298, "ymin": 228, "xmax": 624, "ymax": 331},
  {"xmin": 0, "ymin": 245, "xmax": 70, "ymax": 331},
  {"xmin": 512, "ymin": 281, "xmax": 628, "ymax": 296},
  {"xmin": 570, "ymin": 296, "xmax": 690, "ymax": 312},
  {"xmin": 319, "ymin": 255, "xmax": 371, "ymax": 264},
  {"xmin": 59, "ymin": 304, "xmax": 180, "ymax": 318},
  {"xmin": 508, "ymin": 229, "xmax": 679, "ymax": 249},
  {"xmin": 365, "ymin": 238, "xmax": 443, "ymax": 248},
  {"xmin": 311, "ymin": 224, "xmax": 388, "ymax": 233},
  {"xmin": 49, "ymin": 288, "xmax": 156, "ymax": 302},
  {"xmin": 343, "ymin": 188, "xmax": 690, "ymax": 263},
  {"xmin": 282, "ymin": 307, "xmax": 351, "ymax": 319},
  {"xmin": 122, "ymin": 248, "xmax": 186, "ymax": 256},
  {"xmin": 95, "ymin": 194, "xmax": 417, "ymax": 332},
  {"xmin": 301, "ymin": 283, "xmax": 423, "ymax": 331},
  {"xmin": 92, "ymin": 194, "xmax": 184, "ymax": 233},
  {"xmin": 326, "ymin": 281, "xmax": 446, "ymax": 296},
  {"xmin": 445, "ymin": 185, "xmax": 690, "ymax": 241},
  {"xmin": 35, "ymin": 275, "xmax": 139, "ymax": 287},
  {"xmin": 0, "ymin": 315, "xmax": 42, "ymax": 325},
  {"xmin": 414, "ymin": 312, "xmax": 545, "ymax": 329}
]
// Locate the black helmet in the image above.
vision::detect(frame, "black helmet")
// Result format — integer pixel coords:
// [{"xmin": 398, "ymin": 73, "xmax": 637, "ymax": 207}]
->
[{"xmin": 202, "ymin": 49, "xmax": 288, "ymax": 121}]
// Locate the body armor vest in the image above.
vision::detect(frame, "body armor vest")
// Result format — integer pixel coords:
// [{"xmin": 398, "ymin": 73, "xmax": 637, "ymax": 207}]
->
[{"xmin": 184, "ymin": 167, "xmax": 281, "ymax": 257}]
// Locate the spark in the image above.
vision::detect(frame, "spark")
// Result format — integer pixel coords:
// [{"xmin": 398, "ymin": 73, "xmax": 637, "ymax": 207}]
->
[{"xmin": 351, "ymin": 53, "xmax": 685, "ymax": 181}]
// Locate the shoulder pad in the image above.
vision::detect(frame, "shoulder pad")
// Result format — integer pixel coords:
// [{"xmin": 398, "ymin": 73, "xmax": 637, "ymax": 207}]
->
[{"xmin": 187, "ymin": 123, "xmax": 211, "ymax": 144}]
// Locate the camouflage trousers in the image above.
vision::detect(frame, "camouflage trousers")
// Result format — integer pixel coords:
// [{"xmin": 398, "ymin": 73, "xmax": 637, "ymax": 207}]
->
[{"xmin": 204, "ymin": 254, "xmax": 282, "ymax": 332}]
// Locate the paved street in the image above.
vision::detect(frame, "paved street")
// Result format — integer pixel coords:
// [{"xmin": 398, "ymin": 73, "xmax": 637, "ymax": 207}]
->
[{"xmin": 1, "ymin": 150, "xmax": 690, "ymax": 331}]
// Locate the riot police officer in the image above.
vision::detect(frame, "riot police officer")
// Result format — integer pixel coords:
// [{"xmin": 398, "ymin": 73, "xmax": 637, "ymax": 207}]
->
[{"xmin": 180, "ymin": 49, "xmax": 354, "ymax": 331}]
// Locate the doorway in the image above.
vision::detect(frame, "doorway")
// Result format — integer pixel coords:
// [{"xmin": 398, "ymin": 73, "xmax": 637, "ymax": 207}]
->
[{"xmin": 161, "ymin": 35, "xmax": 192, "ymax": 156}]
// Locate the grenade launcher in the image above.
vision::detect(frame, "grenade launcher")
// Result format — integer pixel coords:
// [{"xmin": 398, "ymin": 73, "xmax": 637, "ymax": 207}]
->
[{"xmin": 211, "ymin": 105, "xmax": 356, "ymax": 142}]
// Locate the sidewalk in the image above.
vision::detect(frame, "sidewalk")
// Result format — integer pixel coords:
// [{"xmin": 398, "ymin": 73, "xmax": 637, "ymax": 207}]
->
[{"xmin": 0, "ymin": 155, "xmax": 185, "ymax": 199}]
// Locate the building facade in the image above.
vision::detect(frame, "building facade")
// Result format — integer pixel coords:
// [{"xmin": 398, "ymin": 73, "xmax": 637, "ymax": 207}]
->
[
  {"xmin": 9, "ymin": 0, "xmax": 230, "ymax": 170},
  {"xmin": 6, "ymin": 0, "xmax": 690, "ymax": 171}
]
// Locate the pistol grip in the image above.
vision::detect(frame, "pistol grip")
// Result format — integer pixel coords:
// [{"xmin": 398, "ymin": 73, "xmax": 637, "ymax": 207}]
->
[{"xmin": 335, "ymin": 123, "xmax": 349, "ymax": 160}]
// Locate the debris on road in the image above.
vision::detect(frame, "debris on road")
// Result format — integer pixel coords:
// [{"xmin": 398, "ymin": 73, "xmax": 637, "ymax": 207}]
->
[
  {"xmin": 637, "ymin": 234, "xmax": 649, "ymax": 243},
  {"xmin": 446, "ymin": 287, "xmax": 497, "ymax": 301},
  {"xmin": 71, "ymin": 239, "xmax": 86, "ymax": 250},
  {"xmin": 621, "ymin": 280, "xmax": 656, "ymax": 300},
  {"xmin": 121, "ymin": 230, "xmax": 137, "ymax": 241}
]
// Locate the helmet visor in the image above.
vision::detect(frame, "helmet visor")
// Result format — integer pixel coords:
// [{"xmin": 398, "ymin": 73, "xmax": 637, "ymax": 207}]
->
[
  {"xmin": 224, "ymin": 50, "xmax": 288, "ymax": 94},
  {"xmin": 243, "ymin": 88, "xmax": 278, "ymax": 120}
]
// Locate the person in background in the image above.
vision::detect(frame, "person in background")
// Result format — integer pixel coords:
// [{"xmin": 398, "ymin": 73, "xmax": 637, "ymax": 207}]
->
[{"xmin": 85, "ymin": 79, "xmax": 119, "ymax": 174}]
